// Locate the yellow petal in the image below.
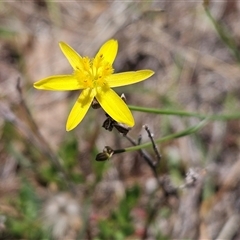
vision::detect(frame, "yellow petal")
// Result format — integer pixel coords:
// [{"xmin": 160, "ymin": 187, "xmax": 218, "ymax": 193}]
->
[
  {"xmin": 59, "ymin": 41, "xmax": 83, "ymax": 70},
  {"xmin": 66, "ymin": 88, "xmax": 95, "ymax": 131},
  {"xmin": 95, "ymin": 39, "xmax": 118, "ymax": 65},
  {"xmin": 96, "ymin": 87, "xmax": 134, "ymax": 127},
  {"xmin": 34, "ymin": 75, "xmax": 83, "ymax": 90},
  {"xmin": 107, "ymin": 70, "xmax": 154, "ymax": 88}
]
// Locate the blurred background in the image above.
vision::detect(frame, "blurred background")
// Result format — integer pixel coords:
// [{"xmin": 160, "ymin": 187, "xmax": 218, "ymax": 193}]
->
[{"xmin": 1, "ymin": 1, "xmax": 240, "ymax": 239}]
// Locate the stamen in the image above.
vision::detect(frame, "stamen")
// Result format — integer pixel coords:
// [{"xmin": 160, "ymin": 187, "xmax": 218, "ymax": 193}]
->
[{"xmin": 75, "ymin": 55, "xmax": 114, "ymax": 89}]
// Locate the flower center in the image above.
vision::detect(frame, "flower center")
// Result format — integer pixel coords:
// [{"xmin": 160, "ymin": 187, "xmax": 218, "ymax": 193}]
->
[{"xmin": 74, "ymin": 54, "xmax": 114, "ymax": 89}]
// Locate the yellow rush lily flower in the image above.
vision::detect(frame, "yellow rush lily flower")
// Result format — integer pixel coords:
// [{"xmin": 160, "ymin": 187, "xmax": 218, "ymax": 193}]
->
[{"xmin": 34, "ymin": 39, "xmax": 154, "ymax": 131}]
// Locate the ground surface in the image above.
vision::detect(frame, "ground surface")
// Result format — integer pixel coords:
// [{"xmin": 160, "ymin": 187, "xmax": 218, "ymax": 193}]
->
[{"xmin": 1, "ymin": 1, "xmax": 240, "ymax": 239}]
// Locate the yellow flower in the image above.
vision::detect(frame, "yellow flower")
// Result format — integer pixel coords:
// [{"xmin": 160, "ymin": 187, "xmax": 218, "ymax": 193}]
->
[{"xmin": 34, "ymin": 39, "xmax": 154, "ymax": 131}]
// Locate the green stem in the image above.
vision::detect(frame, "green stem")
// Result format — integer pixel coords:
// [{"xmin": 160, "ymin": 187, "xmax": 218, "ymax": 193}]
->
[
  {"xmin": 204, "ymin": 7, "xmax": 240, "ymax": 63},
  {"xmin": 124, "ymin": 119, "xmax": 208, "ymax": 153},
  {"xmin": 128, "ymin": 105, "xmax": 240, "ymax": 121}
]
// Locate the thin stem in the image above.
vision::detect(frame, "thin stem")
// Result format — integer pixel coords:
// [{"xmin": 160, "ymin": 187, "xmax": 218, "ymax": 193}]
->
[
  {"xmin": 204, "ymin": 5, "xmax": 240, "ymax": 63},
  {"xmin": 124, "ymin": 134, "xmax": 157, "ymax": 171},
  {"xmin": 143, "ymin": 125, "xmax": 161, "ymax": 166},
  {"xmin": 124, "ymin": 119, "xmax": 209, "ymax": 153},
  {"xmin": 129, "ymin": 105, "xmax": 240, "ymax": 121}
]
